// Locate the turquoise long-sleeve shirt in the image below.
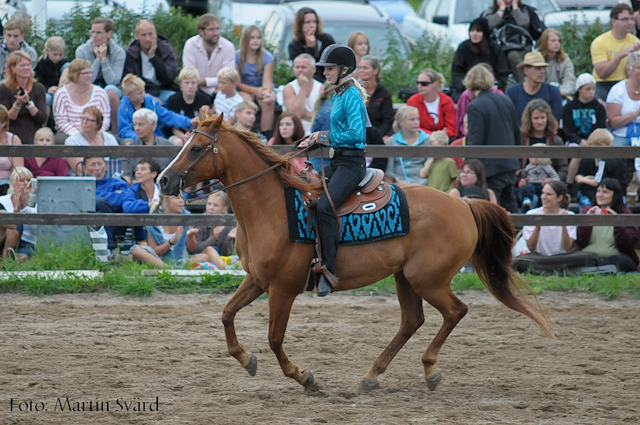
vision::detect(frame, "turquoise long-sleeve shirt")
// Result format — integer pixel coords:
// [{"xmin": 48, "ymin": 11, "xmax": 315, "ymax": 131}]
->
[{"xmin": 328, "ymin": 85, "xmax": 366, "ymax": 150}]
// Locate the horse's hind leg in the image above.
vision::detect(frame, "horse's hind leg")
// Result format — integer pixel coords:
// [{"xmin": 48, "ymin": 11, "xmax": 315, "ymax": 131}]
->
[
  {"xmin": 359, "ymin": 271, "xmax": 424, "ymax": 393},
  {"xmin": 221, "ymin": 274, "xmax": 265, "ymax": 376},
  {"xmin": 419, "ymin": 287, "xmax": 468, "ymax": 391}
]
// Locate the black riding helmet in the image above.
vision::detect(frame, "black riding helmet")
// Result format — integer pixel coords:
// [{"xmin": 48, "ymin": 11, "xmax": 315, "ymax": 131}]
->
[{"xmin": 315, "ymin": 44, "xmax": 357, "ymax": 79}]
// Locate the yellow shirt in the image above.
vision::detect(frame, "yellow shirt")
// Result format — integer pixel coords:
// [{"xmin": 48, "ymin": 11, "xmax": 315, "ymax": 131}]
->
[{"xmin": 591, "ymin": 31, "xmax": 640, "ymax": 82}]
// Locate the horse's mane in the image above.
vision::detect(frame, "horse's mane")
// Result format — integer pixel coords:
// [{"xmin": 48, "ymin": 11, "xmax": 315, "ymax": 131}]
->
[{"xmin": 205, "ymin": 117, "xmax": 322, "ymax": 195}]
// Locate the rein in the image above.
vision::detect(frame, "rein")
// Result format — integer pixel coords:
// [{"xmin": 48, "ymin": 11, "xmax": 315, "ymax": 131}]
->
[{"xmin": 179, "ymin": 128, "xmax": 311, "ymax": 204}]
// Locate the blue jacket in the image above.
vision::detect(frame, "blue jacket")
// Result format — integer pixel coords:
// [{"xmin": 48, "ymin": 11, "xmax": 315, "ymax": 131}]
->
[
  {"xmin": 117, "ymin": 94, "xmax": 192, "ymax": 139},
  {"xmin": 96, "ymin": 177, "xmax": 132, "ymax": 212},
  {"xmin": 329, "ymin": 85, "xmax": 366, "ymax": 150},
  {"xmin": 122, "ymin": 182, "xmax": 156, "ymax": 214}
]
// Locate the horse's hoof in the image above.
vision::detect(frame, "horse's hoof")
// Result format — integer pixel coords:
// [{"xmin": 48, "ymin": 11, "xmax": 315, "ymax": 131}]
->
[
  {"xmin": 426, "ymin": 371, "xmax": 442, "ymax": 391},
  {"xmin": 302, "ymin": 370, "xmax": 315, "ymax": 387},
  {"xmin": 244, "ymin": 354, "xmax": 257, "ymax": 376},
  {"xmin": 357, "ymin": 379, "xmax": 379, "ymax": 393}
]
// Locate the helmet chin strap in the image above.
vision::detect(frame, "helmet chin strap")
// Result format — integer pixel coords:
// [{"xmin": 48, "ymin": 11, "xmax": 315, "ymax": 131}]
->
[{"xmin": 338, "ymin": 66, "xmax": 351, "ymax": 81}]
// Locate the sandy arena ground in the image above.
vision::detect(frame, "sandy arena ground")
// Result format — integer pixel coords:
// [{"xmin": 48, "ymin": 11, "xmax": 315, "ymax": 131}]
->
[{"xmin": 1, "ymin": 290, "xmax": 639, "ymax": 424}]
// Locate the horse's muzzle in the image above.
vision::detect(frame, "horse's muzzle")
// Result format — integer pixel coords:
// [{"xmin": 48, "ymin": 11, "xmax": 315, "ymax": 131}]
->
[{"xmin": 159, "ymin": 173, "xmax": 181, "ymax": 197}]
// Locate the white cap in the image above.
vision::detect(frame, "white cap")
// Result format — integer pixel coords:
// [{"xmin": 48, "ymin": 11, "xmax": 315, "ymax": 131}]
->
[{"xmin": 575, "ymin": 73, "xmax": 596, "ymax": 91}]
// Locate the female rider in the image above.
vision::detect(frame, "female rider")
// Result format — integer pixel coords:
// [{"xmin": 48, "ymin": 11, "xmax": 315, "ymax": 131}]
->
[{"xmin": 298, "ymin": 44, "xmax": 368, "ymax": 297}]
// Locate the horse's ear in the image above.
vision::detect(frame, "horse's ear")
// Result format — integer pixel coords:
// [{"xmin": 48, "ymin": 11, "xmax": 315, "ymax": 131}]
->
[
  {"xmin": 198, "ymin": 108, "xmax": 208, "ymax": 125},
  {"xmin": 214, "ymin": 113, "xmax": 224, "ymax": 128}
]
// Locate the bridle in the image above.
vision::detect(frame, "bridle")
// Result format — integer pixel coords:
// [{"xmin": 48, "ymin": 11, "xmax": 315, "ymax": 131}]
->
[{"xmin": 177, "ymin": 127, "xmax": 311, "ymax": 204}]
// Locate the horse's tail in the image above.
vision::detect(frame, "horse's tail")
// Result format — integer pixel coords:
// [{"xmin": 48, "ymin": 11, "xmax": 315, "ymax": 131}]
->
[{"xmin": 466, "ymin": 199, "xmax": 554, "ymax": 338}]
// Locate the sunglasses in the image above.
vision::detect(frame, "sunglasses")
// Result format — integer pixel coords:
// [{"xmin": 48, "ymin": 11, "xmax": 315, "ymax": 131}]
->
[{"xmin": 416, "ymin": 80, "xmax": 433, "ymax": 87}]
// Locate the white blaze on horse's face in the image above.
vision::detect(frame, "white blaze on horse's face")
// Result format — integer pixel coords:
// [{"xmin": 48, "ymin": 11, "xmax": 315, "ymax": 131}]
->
[{"xmin": 159, "ymin": 133, "xmax": 195, "ymax": 185}]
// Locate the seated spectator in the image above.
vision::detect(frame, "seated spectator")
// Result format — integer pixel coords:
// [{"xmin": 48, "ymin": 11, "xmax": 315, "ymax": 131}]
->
[
  {"xmin": 0, "ymin": 166, "xmax": 32, "ymax": 259},
  {"xmin": 131, "ymin": 195, "xmax": 228, "ymax": 269},
  {"xmin": 0, "ymin": 51, "xmax": 46, "ymax": 145},
  {"xmin": 449, "ymin": 159, "xmax": 497, "ymax": 204},
  {"xmin": 126, "ymin": 108, "xmax": 174, "ymax": 171},
  {"xmin": 419, "ymin": 130, "xmax": 458, "ymax": 193},
  {"xmin": 74, "ymin": 18, "xmax": 125, "ymax": 133},
  {"xmin": 451, "ymin": 17, "xmax": 508, "ymax": 101},
  {"xmin": 65, "ymin": 107, "xmax": 119, "ymax": 176},
  {"xmin": 576, "ymin": 178, "xmax": 639, "ymax": 272},
  {"xmin": 233, "ymin": 101, "xmax": 266, "ymax": 143},
  {"xmin": 24, "ymin": 128, "xmax": 66, "ymax": 177},
  {"xmin": 517, "ymin": 143, "xmax": 560, "ymax": 211},
  {"xmin": 0, "ymin": 104, "xmax": 23, "ymax": 193},
  {"xmin": 0, "ymin": 19, "xmax": 37, "ymax": 79},
  {"xmin": 451, "ymin": 114, "xmax": 468, "ymax": 169},
  {"xmin": 537, "ymin": 28, "xmax": 575, "ymax": 97},
  {"xmin": 386, "ymin": 105, "xmax": 430, "ymax": 185},
  {"xmin": 606, "ymin": 51, "xmax": 640, "ymax": 146},
  {"xmin": 124, "ymin": 19, "xmax": 178, "ymax": 105},
  {"xmin": 562, "ymin": 73, "xmax": 606, "ymax": 146},
  {"xmin": 520, "ymin": 98, "xmax": 568, "ymax": 182},
  {"xmin": 482, "ymin": 0, "xmax": 545, "ymax": 82},
  {"xmin": 309, "ymin": 82, "xmax": 334, "ymax": 171},
  {"xmin": 572, "ymin": 129, "xmax": 628, "ymax": 208},
  {"xmin": 122, "ymin": 158, "xmax": 161, "ymax": 241},
  {"xmin": 456, "ymin": 63, "xmax": 503, "ymax": 137},
  {"xmin": 53, "ymin": 59, "xmax": 110, "ymax": 143},
  {"xmin": 268, "ymin": 112, "xmax": 306, "ymax": 172},
  {"xmin": 235, "ymin": 25, "xmax": 275, "ymax": 135},
  {"xmin": 34, "ymin": 36, "xmax": 69, "ymax": 109},
  {"xmin": 505, "ymin": 52, "xmax": 562, "ymax": 126},
  {"xmin": 182, "ymin": 13, "xmax": 235, "ymax": 98},
  {"xmin": 214, "ymin": 67, "xmax": 244, "ymax": 125},
  {"xmin": 288, "ymin": 7, "xmax": 335, "ymax": 82},
  {"xmin": 347, "ymin": 31, "xmax": 369, "ymax": 80},
  {"xmin": 359, "ymin": 56, "xmax": 394, "ymax": 139},
  {"xmin": 166, "ymin": 67, "xmax": 213, "ymax": 146},
  {"xmin": 118, "ymin": 73, "xmax": 196, "ymax": 141},
  {"xmin": 407, "ymin": 69, "xmax": 457, "ymax": 139},
  {"xmin": 187, "ymin": 191, "xmax": 236, "ymax": 260},
  {"xmin": 283, "ymin": 53, "xmax": 322, "ymax": 134}
]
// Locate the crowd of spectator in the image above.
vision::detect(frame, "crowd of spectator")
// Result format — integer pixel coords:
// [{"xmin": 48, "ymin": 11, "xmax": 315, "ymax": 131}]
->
[{"xmin": 0, "ymin": 3, "xmax": 640, "ymax": 274}]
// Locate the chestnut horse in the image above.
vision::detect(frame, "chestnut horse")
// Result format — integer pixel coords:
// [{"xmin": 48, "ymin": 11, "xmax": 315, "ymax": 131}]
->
[{"xmin": 159, "ymin": 113, "xmax": 553, "ymax": 392}]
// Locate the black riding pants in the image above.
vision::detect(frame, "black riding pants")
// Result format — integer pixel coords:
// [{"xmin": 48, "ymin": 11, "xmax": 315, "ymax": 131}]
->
[{"xmin": 317, "ymin": 156, "xmax": 366, "ymax": 274}]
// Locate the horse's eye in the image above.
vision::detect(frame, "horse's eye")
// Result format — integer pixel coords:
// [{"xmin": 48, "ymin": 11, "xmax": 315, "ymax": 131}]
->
[{"xmin": 191, "ymin": 146, "xmax": 202, "ymax": 154}]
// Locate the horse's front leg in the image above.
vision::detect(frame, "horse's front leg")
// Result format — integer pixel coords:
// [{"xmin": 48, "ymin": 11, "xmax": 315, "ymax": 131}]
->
[
  {"xmin": 221, "ymin": 273, "xmax": 264, "ymax": 376},
  {"xmin": 268, "ymin": 291, "xmax": 315, "ymax": 388}
]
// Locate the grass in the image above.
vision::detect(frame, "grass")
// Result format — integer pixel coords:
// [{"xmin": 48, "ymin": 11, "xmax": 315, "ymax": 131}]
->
[{"xmin": 407, "ymin": 0, "xmax": 421, "ymax": 12}]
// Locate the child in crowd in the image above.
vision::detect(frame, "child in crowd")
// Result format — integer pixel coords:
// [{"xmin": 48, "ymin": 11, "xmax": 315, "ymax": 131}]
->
[
  {"xmin": 518, "ymin": 143, "xmax": 560, "ymax": 211},
  {"xmin": 187, "ymin": 192, "xmax": 236, "ymax": 265},
  {"xmin": 24, "ymin": 128, "xmax": 67, "ymax": 178},
  {"xmin": 419, "ymin": 130, "xmax": 458, "ymax": 193},
  {"xmin": 562, "ymin": 73, "xmax": 607, "ymax": 146},
  {"xmin": 233, "ymin": 101, "xmax": 266, "ymax": 143},
  {"xmin": 34, "ymin": 36, "xmax": 69, "ymax": 108},
  {"xmin": 214, "ymin": 67, "xmax": 244, "ymax": 125},
  {"xmin": 386, "ymin": 105, "xmax": 430, "ymax": 185},
  {"xmin": 347, "ymin": 31, "xmax": 370, "ymax": 79},
  {"xmin": 166, "ymin": 67, "xmax": 213, "ymax": 145}
]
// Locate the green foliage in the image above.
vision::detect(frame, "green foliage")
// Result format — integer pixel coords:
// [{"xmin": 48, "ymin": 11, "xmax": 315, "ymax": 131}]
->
[
  {"xmin": 152, "ymin": 6, "xmax": 199, "ymax": 68},
  {"xmin": 560, "ymin": 16, "xmax": 608, "ymax": 76}
]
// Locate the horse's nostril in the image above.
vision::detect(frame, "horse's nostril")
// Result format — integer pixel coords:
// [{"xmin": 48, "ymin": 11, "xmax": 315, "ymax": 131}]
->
[{"xmin": 159, "ymin": 176, "xmax": 168, "ymax": 189}]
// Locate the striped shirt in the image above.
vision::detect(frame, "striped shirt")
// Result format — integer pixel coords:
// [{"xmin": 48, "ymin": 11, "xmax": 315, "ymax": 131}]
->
[
  {"xmin": 329, "ymin": 85, "xmax": 366, "ymax": 150},
  {"xmin": 53, "ymin": 85, "xmax": 111, "ymax": 135},
  {"xmin": 214, "ymin": 91, "xmax": 244, "ymax": 121}
]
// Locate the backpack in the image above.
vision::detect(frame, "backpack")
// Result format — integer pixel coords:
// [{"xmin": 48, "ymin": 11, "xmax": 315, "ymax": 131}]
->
[{"xmin": 492, "ymin": 23, "xmax": 534, "ymax": 53}]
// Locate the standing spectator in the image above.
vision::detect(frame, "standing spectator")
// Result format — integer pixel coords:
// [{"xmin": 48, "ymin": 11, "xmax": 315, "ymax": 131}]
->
[
  {"xmin": 0, "ymin": 51, "xmax": 47, "ymax": 145},
  {"xmin": 606, "ymin": 51, "xmax": 640, "ymax": 146},
  {"xmin": 0, "ymin": 20, "xmax": 37, "ymax": 79},
  {"xmin": 65, "ymin": 107, "xmax": 119, "ymax": 177},
  {"xmin": 347, "ymin": 31, "xmax": 369, "ymax": 80},
  {"xmin": 235, "ymin": 25, "xmax": 276, "ymax": 136},
  {"xmin": 0, "ymin": 104, "xmax": 22, "ymax": 192},
  {"xmin": 451, "ymin": 17, "xmax": 508, "ymax": 101},
  {"xmin": 455, "ymin": 63, "xmax": 503, "ymax": 137},
  {"xmin": 576, "ymin": 178, "xmax": 639, "ymax": 272},
  {"xmin": 283, "ymin": 53, "xmax": 322, "ymax": 134},
  {"xmin": 75, "ymin": 18, "xmax": 125, "ymax": 133},
  {"xmin": 407, "ymin": 69, "xmax": 457, "ymax": 139},
  {"xmin": 464, "ymin": 64, "xmax": 522, "ymax": 213},
  {"xmin": 187, "ymin": 192, "xmax": 236, "ymax": 259},
  {"xmin": 386, "ymin": 105, "xmax": 430, "ymax": 185},
  {"xmin": 213, "ymin": 67, "xmax": 244, "ymax": 125},
  {"xmin": 34, "ymin": 36, "xmax": 69, "ymax": 111},
  {"xmin": 537, "ymin": 28, "xmax": 575, "ymax": 97},
  {"xmin": 562, "ymin": 73, "xmax": 606, "ymax": 146},
  {"xmin": 126, "ymin": 108, "xmax": 175, "ymax": 171},
  {"xmin": 505, "ymin": 51, "xmax": 562, "ymax": 126},
  {"xmin": 165, "ymin": 67, "xmax": 213, "ymax": 145},
  {"xmin": 449, "ymin": 159, "xmax": 497, "ymax": 204},
  {"xmin": 591, "ymin": 3, "xmax": 640, "ymax": 101},
  {"xmin": 124, "ymin": 19, "xmax": 178, "ymax": 104},
  {"xmin": 24, "ymin": 128, "xmax": 66, "ymax": 177},
  {"xmin": 268, "ymin": 112, "xmax": 306, "ymax": 171},
  {"xmin": 288, "ymin": 7, "xmax": 335, "ymax": 82},
  {"xmin": 419, "ymin": 130, "xmax": 458, "ymax": 193},
  {"xmin": 482, "ymin": 0, "xmax": 546, "ymax": 82},
  {"xmin": 52, "ymin": 59, "xmax": 110, "ymax": 143},
  {"xmin": 182, "ymin": 13, "xmax": 235, "ymax": 98},
  {"xmin": 118, "ymin": 74, "xmax": 196, "ymax": 141},
  {"xmin": 359, "ymin": 56, "xmax": 394, "ymax": 139}
]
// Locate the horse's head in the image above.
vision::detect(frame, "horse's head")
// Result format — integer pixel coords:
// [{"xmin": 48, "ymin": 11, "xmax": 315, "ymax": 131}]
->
[{"xmin": 159, "ymin": 110, "xmax": 226, "ymax": 196}]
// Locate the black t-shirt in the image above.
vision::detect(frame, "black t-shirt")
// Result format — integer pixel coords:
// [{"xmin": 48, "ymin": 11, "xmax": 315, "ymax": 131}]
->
[{"xmin": 166, "ymin": 90, "xmax": 213, "ymax": 132}]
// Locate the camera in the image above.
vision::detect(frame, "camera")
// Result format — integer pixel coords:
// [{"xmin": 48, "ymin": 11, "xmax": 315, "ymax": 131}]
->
[{"xmin": 17, "ymin": 87, "xmax": 25, "ymax": 96}]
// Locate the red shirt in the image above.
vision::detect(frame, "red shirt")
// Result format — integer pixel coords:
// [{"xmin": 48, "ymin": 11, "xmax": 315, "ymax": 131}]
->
[
  {"xmin": 24, "ymin": 157, "xmax": 68, "ymax": 178},
  {"xmin": 407, "ymin": 92, "xmax": 457, "ymax": 138}
]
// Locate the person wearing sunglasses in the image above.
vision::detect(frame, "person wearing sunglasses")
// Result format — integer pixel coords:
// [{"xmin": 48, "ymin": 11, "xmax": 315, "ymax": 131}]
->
[
  {"xmin": 591, "ymin": 3, "xmax": 640, "ymax": 101},
  {"xmin": 406, "ymin": 68, "xmax": 457, "ymax": 140}
]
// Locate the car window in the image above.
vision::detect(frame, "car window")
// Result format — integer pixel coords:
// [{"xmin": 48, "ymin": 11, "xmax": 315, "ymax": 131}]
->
[
  {"xmin": 420, "ymin": 0, "xmax": 441, "ymax": 20},
  {"xmin": 526, "ymin": 0, "xmax": 557, "ymax": 15},
  {"xmin": 454, "ymin": 0, "xmax": 492, "ymax": 24},
  {"xmin": 434, "ymin": 0, "xmax": 451, "ymax": 18},
  {"xmin": 263, "ymin": 13, "xmax": 283, "ymax": 53}
]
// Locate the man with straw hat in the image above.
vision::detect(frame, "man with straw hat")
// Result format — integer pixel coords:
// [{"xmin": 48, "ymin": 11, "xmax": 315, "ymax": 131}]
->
[{"xmin": 505, "ymin": 51, "xmax": 562, "ymax": 126}]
